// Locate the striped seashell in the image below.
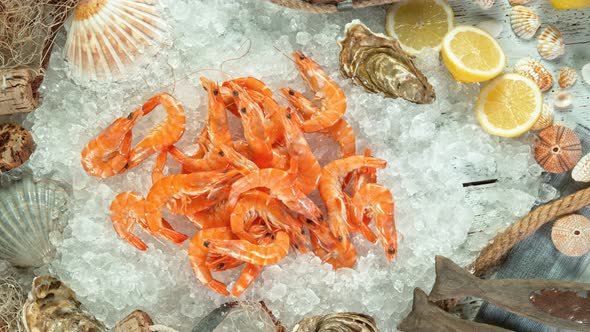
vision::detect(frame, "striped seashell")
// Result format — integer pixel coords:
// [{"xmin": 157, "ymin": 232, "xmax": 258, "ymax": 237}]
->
[
  {"xmin": 509, "ymin": 0, "xmax": 530, "ymax": 5},
  {"xmin": 554, "ymin": 90, "xmax": 573, "ymax": 109},
  {"xmin": 64, "ymin": 0, "xmax": 167, "ymax": 81},
  {"xmin": 537, "ymin": 25, "xmax": 566, "ymax": 61},
  {"xmin": 551, "ymin": 214, "xmax": 590, "ymax": 257},
  {"xmin": 558, "ymin": 67, "xmax": 577, "ymax": 89},
  {"xmin": 473, "ymin": 0, "xmax": 495, "ymax": 9},
  {"xmin": 530, "ymin": 103, "xmax": 554, "ymax": 130},
  {"xmin": 534, "ymin": 125, "xmax": 582, "ymax": 173},
  {"xmin": 510, "ymin": 6, "xmax": 541, "ymax": 40},
  {"xmin": 572, "ymin": 153, "xmax": 590, "ymax": 182},
  {"xmin": 514, "ymin": 57, "xmax": 554, "ymax": 92},
  {"xmin": 583, "ymin": 63, "xmax": 590, "ymax": 85}
]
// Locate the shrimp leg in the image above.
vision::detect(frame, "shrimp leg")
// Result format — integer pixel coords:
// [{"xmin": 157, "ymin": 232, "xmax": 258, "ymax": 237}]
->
[{"xmin": 231, "ymin": 263, "xmax": 264, "ymax": 297}]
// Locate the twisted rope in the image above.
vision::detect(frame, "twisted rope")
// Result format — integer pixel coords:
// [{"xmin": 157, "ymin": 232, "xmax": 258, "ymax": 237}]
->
[
  {"xmin": 267, "ymin": 0, "xmax": 397, "ymax": 13},
  {"xmin": 471, "ymin": 185, "xmax": 590, "ymax": 278}
]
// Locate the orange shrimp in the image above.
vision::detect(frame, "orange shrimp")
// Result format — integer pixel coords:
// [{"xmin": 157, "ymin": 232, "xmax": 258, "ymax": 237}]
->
[
  {"xmin": 232, "ymin": 263, "xmax": 264, "ymax": 297},
  {"xmin": 80, "ymin": 110, "xmax": 141, "ymax": 178},
  {"xmin": 192, "ymin": 199, "xmax": 233, "ymax": 229},
  {"xmin": 228, "ymin": 167, "xmax": 324, "ymax": 224},
  {"xmin": 208, "ymin": 230, "xmax": 290, "ymax": 266},
  {"xmin": 352, "ymin": 183, "xmax": 397, "ymax": 262},
  {"xmin": 188, "ymin": 227, "xmax": 237, "ymax": 296},
  {"xmin": 200, "ymin": 77, "xmax": 233, "ymax": 147},
  {"xmin": 128, "ymin": 93, "xmax": 186, "ymax": 168},
  {"xmin": 281, "ymin": 88, "xmax": 356, "ymax": 157},
  {"xmin": 228, "ymin": 82, "xmax": 273, "ymax": 168},
  {"xmin": 352, "ymin": 148, "xmax": 377, "ymax": 196},
  {"xmin": 309, "ymin": 231, "xmax": 357, "ymax": 269},
  {"xmin": 206, "ymin": 253, "xmax": 244, "ymax": 272},
  {"xmin": 169, "ymin": 146, "xmax": 230, "ymax": 173},
  {"xmin": 318, "ymin": 156, "xmax": 387, "ymax": 246},
  {"xmin": 110, "ymin": 192, "xmax": 188, "ymax": 251},
  {"xmin": 289, "ymin": 52, "xmax": 347, "ymax": 133},
  {"xmin": 221, "ymin": 77, "xmax": 273, "ymax": 116},
  {"xmin": 343, "ymin": 194, "xmax": 377, "ymax": 244}
]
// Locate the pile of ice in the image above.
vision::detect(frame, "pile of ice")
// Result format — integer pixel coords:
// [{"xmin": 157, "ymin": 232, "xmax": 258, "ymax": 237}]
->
[{"xmin": 22, "ymin": 0, "xmax": 548, "ymax": 330}]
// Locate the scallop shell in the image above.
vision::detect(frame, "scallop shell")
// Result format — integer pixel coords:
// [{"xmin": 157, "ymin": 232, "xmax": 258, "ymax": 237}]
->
[
  {"xmin": 537, "ymin": 25, "xmax": 565, "ymax": 60},
  {"xmin": 534, "ymin": 125, "xmax": 582, "ymax": 173},
  {"xmin": 554, "ymin": 90, "xmax": 573, "ymax": 109},
  {"xmin": 551, "ymin": 214, "xmax": 590, "ymax": 257},
  {"xmin": 509, "ymin": 0, "xmax": 530, "ymax": 5},
  {"xmin": 473, "ymin": 0, "xmax": 495, "ymax": 9},
  {"xmin": 531, "ymin": 103, "xmax": 554, "ymax": 130},
  {"xmin": 514, "ymin": 57, "xmax": 554, "ymax": 92},
  {"xmin": 583, "ymin": 63, "xmax": 590, "ymax": 85},
  {"xmin": 572, "ymin": 153, "xmax": 590, "ymax": 182},
  {"xmin": 64, "ymin": 0, "xmax": 167, "ymax": 81},
  {"xmin": 558, "ymin": 67, "xmax": 577, "ymax": 89},
  {"xmin": 511, "ymin": 6, "xmax": 541, "ymax": 40},
  {"xmin": 0, "ymin": 176, "xmax": 69, "ymax": 267}
]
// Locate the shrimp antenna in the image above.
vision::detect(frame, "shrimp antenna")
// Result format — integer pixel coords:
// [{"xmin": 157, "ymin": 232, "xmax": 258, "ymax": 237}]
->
[
  {"xmin": 220, "ymin": 38, "xmax": 252, "ymax": 74},
  {"xmin": 272, "ymin": 45, "xmax": 296, "ymax": 64}
]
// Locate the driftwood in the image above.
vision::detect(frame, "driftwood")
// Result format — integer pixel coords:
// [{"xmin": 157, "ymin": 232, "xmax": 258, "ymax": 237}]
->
[{"xmin": 0, "ymin": 69, "xmax": 38, "ymax": 114}]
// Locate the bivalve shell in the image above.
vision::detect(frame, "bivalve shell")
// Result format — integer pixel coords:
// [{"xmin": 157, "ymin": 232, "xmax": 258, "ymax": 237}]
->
[
  {"xmin": 531, "ymin": 103, "xmax": 554, "ymax": 130},
  {"xmin": 558, "ymin": 67, "xmax": 577, "ymax": 89},
  {"xmin": 534, "ymin": 125, "xmax": 581, "ymax": 173},
  {"xmin": 511, "ymin": 6, "xmax": 541, "ymax": 40},
  {"xmin": 514, "ymin": 57, "xmax": 554, "ymax": 92},
  {"xmin": 537, "ymin": 25, "xmax": 565, "ymax": 60},
  {"xmin": 473, "ymin": 0, "xmax": 495, "ymax": 9},
  {"xmin": 551, "ymin": 214, "xmax": 590, "ymax": 257},
  {"xmin": 554, "ymin": 90, "xmax": 573, "ymax": 109},
  {"xmin": 0, "ymin": 175, "xmax": 70, "ymax": 267},
  {"xmin": 583, "ymin": 63, "xmax": 590, "ymax": 85},
  {"xmin": 509, "ymin": 0, "xmax": 530, "ymax": 4},
  {"xmin": 573, "ymin": 153, "xmax": 590, "ymax": 182}
]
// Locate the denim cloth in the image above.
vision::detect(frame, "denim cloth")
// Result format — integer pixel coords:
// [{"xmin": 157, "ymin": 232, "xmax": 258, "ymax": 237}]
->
[{"xmin": 475, "ymin": 124, "xmax": 590, "ymax": 332}]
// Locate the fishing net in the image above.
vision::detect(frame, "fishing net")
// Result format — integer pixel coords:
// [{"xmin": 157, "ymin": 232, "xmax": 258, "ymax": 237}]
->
[
  {"xmin": 0, "ymin": 0, "xmax": 78, "ymax": 114},
  {"xmin": 0, "ymin": 276, "xmax": 25, "ymax": 332}
]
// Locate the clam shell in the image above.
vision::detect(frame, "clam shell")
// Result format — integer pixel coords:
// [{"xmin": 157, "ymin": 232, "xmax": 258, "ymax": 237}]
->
[
  {"xmin": 64, "ymin": 0, "xmax": 167, "ymax": 81},
  {"xmin": 554, "ymin": 90, "xmax": 573, "ymax": 109},
  {"xmin": 0, "ymin": 175, "xmax": 70, "ymax": 267},
  {"xmin": 583, "ymin": 63, "xmax": 590, "ymax": 85},
  {"xmin": 531, "ymin": 103, "xmax": 554, "ymax": 130},
  {"xmin": 572, "ymin": 153, "xmax": 590, "ymax": 182},
  {"xmin": 514, "ymin": 57, "xmax": 554, "ymax": 92},
  {"xmin": 558, "ymin": 67, "xmax": 577, "ymax": 89},
  {"xmin": 473, "ymin": 0, "xmax": 495, "ymax": 9},
  {"xmin": 509, "ymin": 0, "xmax": 530, "ymax": 5},
  {"xmin": 511, "ymin": 6, "xmax": 540, "ymax": 40},
  {"xmin": 537, "ymin": 25, "xmax": 565, "ymax": 61},
  {"xmin": 534, "ymin": 125, "xmax": 581, "ymax": 173},
  {"xmin": 551, "ymin": 214, "xmax": 590, "ymax": 257},
  {"xmin": 293, "ymin": 312, "xmax": 379, "ymax": 332}
]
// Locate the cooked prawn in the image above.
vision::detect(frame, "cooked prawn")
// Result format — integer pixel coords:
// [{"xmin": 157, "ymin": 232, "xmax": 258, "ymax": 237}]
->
[{"xmin": 208, "ymin": 230, "xmax": 290, "ymax": 266}]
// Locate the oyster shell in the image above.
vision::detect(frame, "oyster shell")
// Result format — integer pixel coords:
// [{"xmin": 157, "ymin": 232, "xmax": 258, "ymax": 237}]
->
[
  {"xmin": 191, "ymin": 301, "xmax": 285, "ymax": 332},
  {"xmin": 293, "ymin": 312, "xmax": 379, "ymax": 332},
  {"xmin": 0, "ymin": 123, "xmax": 35, "ymax": 172},
  {"xmin": 514, "ymin": 57, "xmax": 554, "ymax": 92},
  {"xmin": 338, "ymin": 20, "xmax": 435, "ymax": 104},
  {"xmin": 537, "ymin": 25, "xmax": 565, "ymax": 61},
  {"xmin": 558, "ymin": 67, "xmax": 577, "ymax": 89},
  {"xmin": 0, "ymin": 175, "xmax": 70, "ymax": 267},
  {"xmin": 22, "ymin": 275, "xmax": 107, "ymax": 332},
  {"xmin": 510, "ymin": 6, "xmax": 540, "ymax": 40}
]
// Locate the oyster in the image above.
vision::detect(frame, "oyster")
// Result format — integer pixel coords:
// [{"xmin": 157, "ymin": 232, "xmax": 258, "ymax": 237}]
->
[
  {"xmin": 191, "ymin": 301, "xmax": 285, "ymax": 332},
  {"xmin": 22, "ymin": 275, "xmax": 107, "ymax": 332},
  {"xmin": 338, "ymin": 20, "xmax": 435, "ymax": 104},
  {"xmin": 293, "ymin": 312, "xmax": 379, "ymax": 332}
]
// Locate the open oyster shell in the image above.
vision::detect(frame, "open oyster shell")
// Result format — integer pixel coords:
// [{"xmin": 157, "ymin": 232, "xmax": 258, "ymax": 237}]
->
[{"xmin": 338, "ymin": 20, "xmax": 435, "ymax": 104}]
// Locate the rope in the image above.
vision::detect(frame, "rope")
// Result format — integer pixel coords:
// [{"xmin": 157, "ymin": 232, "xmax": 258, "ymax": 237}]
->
[
  {"xmin": 470, "ymin": 185, "xmax": 590, "ymax": 278},
  {"xmin": 267, "ymin": 0, "xmax": 397, "ymax": 13}
]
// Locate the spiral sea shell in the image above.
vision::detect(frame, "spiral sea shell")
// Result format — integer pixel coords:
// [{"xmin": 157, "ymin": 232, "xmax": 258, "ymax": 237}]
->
[
  {"xmin": 531, "ymin": 103, "xmax": 554, "ymax": 131},
  {"xmin": 558, "ymin": 67, "xmax": 577, "ymax": 89},
  {"xmin": 534, "ymin": 125, "xmax": 581, "ymax": 173},
  {"xmin": 551, "ymin": 214, "xmax": 590, "ymax": 257},
  {"xmin": 473, "ymin": 0, "xmax": 495, "ymax": 9},
  {"xmin": 514, "ymin": 57, "xmax": 554, "ymax": 92},
  {"xmin": 537, "ymin": 25, "xmax": 565, "ymax": 61},
  {"xmin": 510, "ymin": 6, "xmax": 540, "ymax": 40},
  {"xmin": 573, "ymin": 153, "xmax": 590, "ymax": 182}
]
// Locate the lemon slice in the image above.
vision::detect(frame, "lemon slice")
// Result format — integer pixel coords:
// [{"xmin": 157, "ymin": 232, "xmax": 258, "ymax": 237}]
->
[
  {"xmin": 385, "ymin": 0, "xmax": 454, "ymax": 55},
  {"xmin": 476, "ymin": 73, "xmax": 543, "ymax": 138},
  {"xmin": 550, "ymin": 0, "xmax": 590, "ymax": 9},
  {"xmin": 442, "ymin": 26, "xmax": 506, "ymax": 83}
]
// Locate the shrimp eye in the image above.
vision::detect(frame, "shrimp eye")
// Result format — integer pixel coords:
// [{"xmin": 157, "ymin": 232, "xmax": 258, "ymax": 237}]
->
[
  {"xmin": 240, "ymin": 107, "xmax": 247, "ymax": 114},
  {"xmin": 217, "ymin": 263, "xmax": 224, "ymax": 269},
  {"xmin": 298, "ymin": 53, "xmax": 305, "ymax": 60},
  {"xmin": 218, "ymin": 150, "xmax": 225, "ymax": 157},
  {"xmin": 271, "ymin": 234, "xmax": 275, "ymax": 240},
  {"xmin": 294, "ymin": 244, "xmax": 299, "ymax": 249},
  {"xmin": 203, "ymin": 86, "xmax": 207, "ymax": 91},
  {"xmin": 288, "ymin": 89, "xmax": 295, "ymax": 96},
  {"xmin": 123, "ymin": 163, "xmax": 129, "ymax": 169},
  {"xmin": 306, "ymin": 219, "xmax": 313, "ymax": 224},
  {"xmin": 286, "ymin": 113, "xmax": 292, "ymax": 119},
  {"xmin": 127, "ymin": 112, "xmax": 134, "ymax": 120},
  {"xmin": 203, "ymin": 240, "xmax": 210, "ymax": 248},
  {"xmin": 337, "ymin": 235, "xmax": 343, "ymax": 242},
  {"xmin": 318, "ymin": 215, "xmax": 324, "ymax": 222},
  {"xmin": 301, "ymin": 229, "xmax": 305, "ymax": 235},
  {"xmin": 233, "ymin": 90, "xmax": 239, "ymax": 96},
  {"xmin": 213, "ymin": 88, "xmax": 219, "ymax": 95},
  {"xmin": 387, "ymin": 248, "xmax": 395, "ymax": 255}
]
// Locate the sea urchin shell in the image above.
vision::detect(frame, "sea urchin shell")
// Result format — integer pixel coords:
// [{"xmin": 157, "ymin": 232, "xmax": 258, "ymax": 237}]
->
[
  {"xmin": 534, "ymin": 125, "xmax": 581, "ymax": 173},
  {"xmin": 551, "ymin": 214, "xmax": 590, "ymax": 257},
  {"xmin": 511, "ymin": 6, "xmax": 541, "ymax": 40}
]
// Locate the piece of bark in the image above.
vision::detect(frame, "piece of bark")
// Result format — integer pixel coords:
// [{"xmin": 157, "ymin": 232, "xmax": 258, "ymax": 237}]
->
[
  {"xmin": 0, "ymin": 123, "xmax": 35, "ymax": 171},
  {"xmin": 0, "ymin": 70, "xmax": 38, "ymax": 115},
  {"xmin": 114, "ymin": 310, "xmax": 154, "ymax": 332}
]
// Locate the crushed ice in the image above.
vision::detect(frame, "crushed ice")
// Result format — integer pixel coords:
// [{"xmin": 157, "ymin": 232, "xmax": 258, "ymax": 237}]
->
[{"xmin": 20, "ymin": 0, "xmax": 547, "ymax": 330}]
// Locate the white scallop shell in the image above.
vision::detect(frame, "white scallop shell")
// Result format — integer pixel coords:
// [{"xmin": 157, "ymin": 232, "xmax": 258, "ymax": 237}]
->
[
  {"xmin": 510, "ymin": 6, "xmax": 540, "ymax": 40},
  {"xmin": 64, "ymin": 0, "xmax": 167, "ymax": 81},
  {"xmin": 537, "ymin": 25, "xmax": 565, "ymax": 60},
  {"xmin": 531, "ymin": 103, "xmax": 554, "ymax": 130},
  {"xmin": 0, "ymin": 176, "xmax": 69, "ymax": 267},
  {"xmin": 473, "ymin": 0, "xmax": 495, "ymax": 9},
  {"xmin": 558, "ymin": 67, "xmax": 577, "ymax": 89},
  {"xmin": 573, "ymin": 153, "xmax": 590, "ymax": 182},
  {"xmin": 583, "ymin": 63, "xmax": 590, "ymax": 85},
  {"xmin": 514, "ymin": 57, "xmax": 554, "ymax": 92},
  {"xmin": 477, "ymin": 20, "xmax": 503, "ymax": 38},
  {"xmin": 554, "ymin": 90, "xmax": 573, "ymax": 109}
]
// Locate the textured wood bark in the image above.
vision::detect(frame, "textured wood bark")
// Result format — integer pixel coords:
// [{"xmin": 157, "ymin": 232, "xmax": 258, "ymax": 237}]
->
[{"xmin": 0, "ymin": 70, "xmax": 38, "ymax": 115}]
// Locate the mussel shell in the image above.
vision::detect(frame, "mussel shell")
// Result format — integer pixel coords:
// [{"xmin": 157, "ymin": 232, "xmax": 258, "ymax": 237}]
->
[{"xmin": 0, "ymin": 175, "xmax": 70, "ymax": 267}]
